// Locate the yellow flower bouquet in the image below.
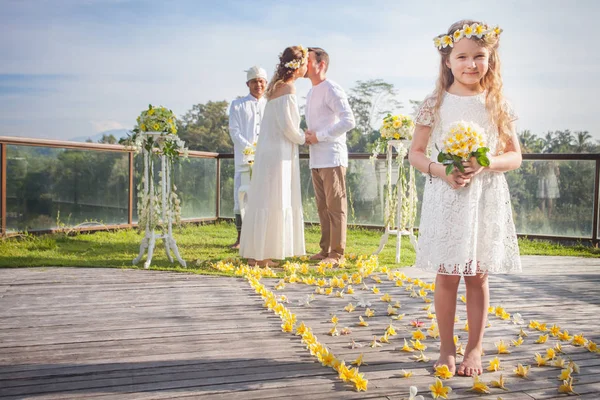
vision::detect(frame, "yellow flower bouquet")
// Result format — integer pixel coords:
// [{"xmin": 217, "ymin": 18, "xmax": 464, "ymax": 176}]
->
[
  {"xmin": 437, "ymin": 121, "xmax": 490, "ymax": 175},
  {"xmin": 137, "ymin": 104, "xmax": 177, "ymax": 134},
  {"xmin": 129, "ymin": 104, "xmax": 187, "ymax": 160},
  {"xmin": 372, "ymin": 113, "xmax": 415, "ymax": 158}
]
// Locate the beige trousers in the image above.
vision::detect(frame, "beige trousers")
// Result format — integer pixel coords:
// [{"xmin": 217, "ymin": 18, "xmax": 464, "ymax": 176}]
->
[{"xmin": 311, "ymin": 166, "xmax": 347, "ymax": 259}]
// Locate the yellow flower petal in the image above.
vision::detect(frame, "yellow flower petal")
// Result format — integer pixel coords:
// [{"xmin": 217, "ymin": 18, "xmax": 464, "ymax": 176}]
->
[
  {"xmin": 470, "ymin": 374, "xmax": 491, "ymax": 394},
  {"xmin": 429, "ymin": 377, "xmax": 452, "ymax": 398},
  {"xmin": 435, "ymin": 364, "xmax": 453, "ymax": 379}
]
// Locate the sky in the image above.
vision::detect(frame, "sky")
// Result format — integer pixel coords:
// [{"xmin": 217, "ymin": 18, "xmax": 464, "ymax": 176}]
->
[{"xmin": 1, "ymin": 0, "xmax": 599, "ymax": 142}]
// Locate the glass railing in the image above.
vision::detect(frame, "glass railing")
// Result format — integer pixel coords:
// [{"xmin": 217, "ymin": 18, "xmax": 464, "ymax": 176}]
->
[
  {"xmin": 218, "ymin": 154, "xmax": 600, "ymax": 242},
  {"xmin": 4, "ymin": 144, "xmax": 130, "ymax": 232},
  {"xmin": 131, "ymin": 156, "xmax": 219, "ymax": 222},
  {"xmin": 219, "ymin": 158, "xmax": 235, "ymax": 219},
  {"xmin": 507, "ymin": 159, "xmax": 596, "ymax": 238},
  {"xmin": 0, "ymin": 137, "xmax": 219, "ymax": 234},
  {"xmin": 2, "ymin": 136, "xmax": 599, "ymax": 243}
]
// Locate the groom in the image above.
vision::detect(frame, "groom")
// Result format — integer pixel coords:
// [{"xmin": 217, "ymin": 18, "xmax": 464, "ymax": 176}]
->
[{"xmin": 304, "ymin": 47, "xmax": 356, "ymax": 264}]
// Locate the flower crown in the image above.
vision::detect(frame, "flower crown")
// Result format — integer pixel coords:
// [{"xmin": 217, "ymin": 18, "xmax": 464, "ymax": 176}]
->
[
  {"xmin": 282, "ymin": 45, "xmax": 308, "ymax": 70},
  {"xmin": 433, "ymin": 23, "xmax": 502, "ymax": 50}
]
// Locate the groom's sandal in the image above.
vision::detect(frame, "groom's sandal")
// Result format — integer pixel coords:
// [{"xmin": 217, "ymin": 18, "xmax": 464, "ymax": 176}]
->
[
  {"xmin": 309, "ymin": 252, "xmax": 327, "ymax": 261},
  {"xmin": 322, "ymin": 256, "xmax": 344, "ymax": 266}
]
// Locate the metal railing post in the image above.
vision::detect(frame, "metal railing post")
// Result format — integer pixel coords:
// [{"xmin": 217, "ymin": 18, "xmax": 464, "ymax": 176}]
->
[
  {"xmin": 128, "ymin": 151, "xmax": 134, "ymax": 226},
  {"xmin": 216, "ymin": 158, "xmax": 221, "ymax": 218},
  {"xmin": 1, "ymin": 143, "xmax": 6, "ymax": 236},
  {"xmin": 593, "ymin": 159, "xmax": 600, "ymax": 246}
]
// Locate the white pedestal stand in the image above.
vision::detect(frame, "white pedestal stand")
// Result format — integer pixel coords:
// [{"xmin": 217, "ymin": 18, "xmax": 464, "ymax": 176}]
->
[
  {"xmin": 373, "ymin": 140, "xmax": 418, "ymax": 263},
  {"xmin": 133, "ymin": 132, "xmax": 186, "ymax": 269}
]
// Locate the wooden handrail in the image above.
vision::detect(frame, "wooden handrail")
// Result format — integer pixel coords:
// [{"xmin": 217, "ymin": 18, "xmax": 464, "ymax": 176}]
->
[
  {"xmin": 0, "ymin": 136, "xmax": 127, "ymax": 151},
  {"xmin": 218, "ymin": 152, "xmax": 600, "ymax": 161},
  {"xmin": 0, "ymin": 136, "xmax": 219, "ymax": 158}
]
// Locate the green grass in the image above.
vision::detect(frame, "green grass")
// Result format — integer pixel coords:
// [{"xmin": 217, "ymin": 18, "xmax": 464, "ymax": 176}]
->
[
  {"xmin": 518, "ymin": 237, "xmax": 600, "ymax": 257},
  {"xmin": 0, "ymin": 223, "xmax": 598, "ymax": 276}
]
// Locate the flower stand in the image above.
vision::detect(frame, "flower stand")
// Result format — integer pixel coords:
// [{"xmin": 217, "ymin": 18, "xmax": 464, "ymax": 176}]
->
[
  {"xmin": 373, "ymin": 139, "xmax": 418, "ymax": 263},
  {"xmin": 133, "ymin": 132, "xmax": 186, "ymax": 269}
]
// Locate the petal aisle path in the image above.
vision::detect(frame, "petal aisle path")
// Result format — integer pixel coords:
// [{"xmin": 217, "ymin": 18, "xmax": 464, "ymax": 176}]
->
[{"xmin": 0, "ymin": 255, "xmax": 599, "ymax": 399}]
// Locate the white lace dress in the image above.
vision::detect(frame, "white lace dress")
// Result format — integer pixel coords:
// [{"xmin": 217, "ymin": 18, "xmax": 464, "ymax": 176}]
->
[{"xmin": 414, "ymin": 92, "xmax": 521, "ymax": 276}]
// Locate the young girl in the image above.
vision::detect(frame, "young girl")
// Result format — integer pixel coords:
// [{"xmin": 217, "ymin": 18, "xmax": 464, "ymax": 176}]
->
[{"xmin": 408, "ymin": 20, "xmax": 522, "ymax": 377}]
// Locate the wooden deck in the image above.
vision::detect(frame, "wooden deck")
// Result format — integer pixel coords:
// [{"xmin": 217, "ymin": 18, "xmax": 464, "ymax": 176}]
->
[{"xmin": 0, "ymin": 256, "xmax": 599, "ymax": 399}]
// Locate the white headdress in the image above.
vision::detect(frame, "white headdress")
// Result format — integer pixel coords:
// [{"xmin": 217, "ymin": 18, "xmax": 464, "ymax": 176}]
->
[{"xmin": 245, "ymin": 66, "xmax": 268, "ymax": 82}]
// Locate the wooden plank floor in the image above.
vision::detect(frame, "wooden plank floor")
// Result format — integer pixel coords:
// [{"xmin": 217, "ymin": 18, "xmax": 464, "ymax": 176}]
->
[{"xmin": 0, "ymin": 256, "xmax": 599, "ymax": 399}]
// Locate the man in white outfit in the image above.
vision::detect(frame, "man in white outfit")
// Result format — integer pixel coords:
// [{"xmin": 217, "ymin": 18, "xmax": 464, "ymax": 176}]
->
[
  {"xmin": 304, "ymin": 48, "xmax": 356, "ymax": 264},
  {"xmin": 228, "ymin": 66, "xmax": 268, "ymax": 249}
]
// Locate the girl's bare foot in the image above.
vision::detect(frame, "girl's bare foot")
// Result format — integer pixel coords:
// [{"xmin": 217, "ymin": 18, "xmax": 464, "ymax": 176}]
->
[
  {"xmin": 247, "ymin": 258, "xmax": 257, "ymax": 266},
  {"xmin": 457, "ymin": 345, "xmax": 483, "ymax": 376},
  {"xmin": 434, "ymin": 344, "xmax": 457, "ymax": 375}
]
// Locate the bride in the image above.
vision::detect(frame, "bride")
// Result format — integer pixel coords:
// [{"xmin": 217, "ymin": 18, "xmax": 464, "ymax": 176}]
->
[{"xmin": 239, "ymin": 46, "xmax": 308, "ymax": 267}]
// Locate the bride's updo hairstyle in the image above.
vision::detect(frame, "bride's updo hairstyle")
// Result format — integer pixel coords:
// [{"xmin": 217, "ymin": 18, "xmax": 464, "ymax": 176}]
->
[{"xmin": 265, "ymin": 45, "xmax": 308, "ymax": 99}]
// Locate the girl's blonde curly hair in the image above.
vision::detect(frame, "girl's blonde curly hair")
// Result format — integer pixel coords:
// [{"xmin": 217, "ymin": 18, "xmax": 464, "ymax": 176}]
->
[{"xmin": 432, "ymin": 19, "xmax": 513, "ymax": 150}]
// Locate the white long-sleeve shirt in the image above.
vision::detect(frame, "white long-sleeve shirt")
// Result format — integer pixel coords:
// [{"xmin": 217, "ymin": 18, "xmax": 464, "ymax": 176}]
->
[
  {"xmin": 305, "ymin": 79, "xmax": 356, "ymax": 169},
  {"xmin": 228, "ymin": 94, "xmax": 267, "ymax": 171}
]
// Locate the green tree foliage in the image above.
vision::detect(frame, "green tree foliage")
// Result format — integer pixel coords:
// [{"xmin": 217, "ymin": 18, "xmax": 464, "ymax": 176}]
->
[
  {"xmin": 519, "ymin": 129, "xmax": 598, "ymax": 154},
  {"xmin": 346, "ymin": 79, "xmax": 404, "ymax": 153},
  {"xmin": 348, "ymin": 79, "xmax": 402, "ymax": 135},
  {"xmin": 98, "ymin": 134, "xmax": 118, "ymax": 144},
  {"xmin": 517, "ymin": 129, "xmax": 542, "ymax": 153},
  {"xmin": 177, "ymin": 101, "xmax": 231, "ymax": 152}
]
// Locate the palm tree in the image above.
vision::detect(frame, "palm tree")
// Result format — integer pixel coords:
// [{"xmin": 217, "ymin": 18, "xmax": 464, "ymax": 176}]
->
[
  {"xmin": 574, "ymin": 131, "xmax": 592, "ymax": 153},
  {"xmin": 518, "ymin": 130, "xmax": 542, "ymax": 153},
  {"xmin": 555, "ymin": 130, "xmax": 574, "ymax": 153},
  {"xmin": 541, "ymin": 131, "xmax": 557, "ymax": 153}
]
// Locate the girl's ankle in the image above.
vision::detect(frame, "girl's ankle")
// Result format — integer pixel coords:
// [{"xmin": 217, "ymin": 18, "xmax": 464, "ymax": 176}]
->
[
  {"xmin": 439, "ymin": 342, "xmax": 457, "ymax": 352},
  {"xmin": 464, "ymin": 342, "xmax": 483, "ymax": 351}
]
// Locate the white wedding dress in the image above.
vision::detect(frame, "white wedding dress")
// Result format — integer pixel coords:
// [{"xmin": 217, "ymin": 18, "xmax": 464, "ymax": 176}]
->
[
  {"xmin": 414, "ymin": 92, "xmax": 521, "ymax": 276},
  {"xmin": 239, "ymin": 94, "xmax": 306, "ymax": 260}
]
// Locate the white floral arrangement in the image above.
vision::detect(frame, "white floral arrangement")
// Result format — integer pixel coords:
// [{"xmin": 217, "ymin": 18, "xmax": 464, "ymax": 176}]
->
[
  {"xmin": 370, "ymin": 113, "xmax": 415, "ymax": 161},
  {"xmin": 129, "ymin": 105, "xmax": 189, "ymax": 232},
  {"xmin": 434, "ymin": 23, "xmax": 502, "ymax": 49},
  {"xmin": 242, "ymin": 142, "xmax": 256, "ymax": 165}
]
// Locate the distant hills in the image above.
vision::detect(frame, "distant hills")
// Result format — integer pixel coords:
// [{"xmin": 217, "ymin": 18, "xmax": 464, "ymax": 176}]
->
[{"xmin": 70, "ymin": 129, "xmax": 131, "ymax": 143}]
